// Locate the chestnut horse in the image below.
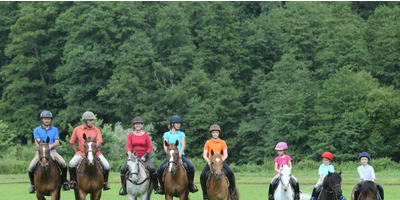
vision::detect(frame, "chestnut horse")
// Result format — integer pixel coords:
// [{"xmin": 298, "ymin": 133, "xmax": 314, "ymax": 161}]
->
[
  {"xmin": 164, "ymin": 140, "xmax": 189, "ymax": 200},
  {"xmin": 34, "ymin": 137, "xmax": 61, "ymax": 200},
  {"xmin": 74, "ymin": 134, "xmax": 103, "ymax": 200},
  {"xmin": 351, "ymin": 181, "xmax": 380, "ymax": 200},
  {"xmin": 318, "ymin": 172, "xmax": 343, "ymax": 200},
  {"xmin": 207, "ymin": 150, "xmax": 239, "ymax": 200}
]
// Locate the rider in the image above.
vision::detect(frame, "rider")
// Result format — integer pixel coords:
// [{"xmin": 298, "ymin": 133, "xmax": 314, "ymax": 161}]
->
[
  {"xmin": 354, "ymin": 152, "xmax": 384, "ymax": 200},
  {"xmin": 28, "ymin": 110, "xmax": 70, "ymax": 193},
  {"xmin": 118, "ymin": 116, "xmax": 159, "ymax": 195},
  {"xmin": 156, "ymin": 115, "xmax": 199, "ymax": 194},
  {"xmin": 68, "ymin": 111, "xmax": 111, "ymax": 191},
  {"xmin": 268, "ymin": 142, "xmax": 300, "ymax": 200},
  {"xmin": 200, "ymin": 124, "xmax": 237, "ymax": 200}
]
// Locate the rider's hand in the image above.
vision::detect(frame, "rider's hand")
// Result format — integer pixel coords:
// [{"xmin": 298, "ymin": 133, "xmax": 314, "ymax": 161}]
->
[
  {"xmin": 75, "ymin": 151, "xmax": 81, "ymax": 155},
  {"xmin": 141, "ymin": 156, "xmax": 146, "ymax": 161}
]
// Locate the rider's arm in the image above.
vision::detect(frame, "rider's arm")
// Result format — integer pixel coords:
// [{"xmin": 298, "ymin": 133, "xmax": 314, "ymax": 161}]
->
[
  {"xmin": 179, "ymin": 137, "xmax": 186, "ymax": 158},
  {"xmin": 70, "ymin": 143, "xmax": 79, "ymax": 154},
  {"xmin": 34, "ymin": 138, "xmax": 40, "ymax": 147},
  {"xmin": 222, "ymin": 149, "xmax": 228, "ymax": 161},
  {"xmin": 163, "ymin": 138, "xmax": 168, "ymax": 153},
  {"xmin": 49, "ymin": 139, "xmax": 59, "ymax": 149},
  {"xmin": 203, "ymin": 150, "xmax": 210, "ymax": 165},
  {"xmin": 274, "ymin": 162, "xmax": 279, "ymax": 174}
]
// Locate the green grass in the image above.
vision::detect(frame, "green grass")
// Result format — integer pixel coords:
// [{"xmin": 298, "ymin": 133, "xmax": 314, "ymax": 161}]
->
[{"xmin": 1, "ymin": 171, "xmax": 398, "ymax": 200}]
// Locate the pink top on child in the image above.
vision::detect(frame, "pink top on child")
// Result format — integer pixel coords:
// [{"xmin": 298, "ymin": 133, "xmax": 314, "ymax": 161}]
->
[{"xmin": 274, "ymin": 155, "xmax": 292, "ymax": 170}]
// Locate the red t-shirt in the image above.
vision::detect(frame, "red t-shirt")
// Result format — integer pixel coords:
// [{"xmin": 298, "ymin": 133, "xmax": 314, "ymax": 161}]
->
[
  {"xmin": 69, "ymin": 124, "xmax": 103, "ymax": 156},
  {"xmin": 125, "ymin": 132, "xmax": 152, "ymax": 157}
]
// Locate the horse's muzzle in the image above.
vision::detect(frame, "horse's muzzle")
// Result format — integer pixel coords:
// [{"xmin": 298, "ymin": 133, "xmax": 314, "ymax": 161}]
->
[{"xmin": 215, "ymin": 173, "xmax": 222, "ymax": 180}]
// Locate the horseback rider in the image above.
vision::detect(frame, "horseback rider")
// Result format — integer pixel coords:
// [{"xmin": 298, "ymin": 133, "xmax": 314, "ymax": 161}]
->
[
  {"xmin": 156, "ymin": 115, "xmax": 199, "ymax": 194},
  {"xmin": 268, "ymin": 142, "xmax": 300, "ymax": 200},
  {"xmin": 354, "ymin": 152, "xmax": 384, "ymax": 200},
  {"xmin": 200, "ymin": 124, "xmax": 237, "ymax": 200},
  {"xmin": 28, "ymin": 110, "xmax": 70, "ymax": 193},
  {"xmin": 118, "ymin": 116, "xmax": 160, "ymax": 195},
  {"xmin": 68, "ymin": 111, "xmax": 111, "ymax": 191}
]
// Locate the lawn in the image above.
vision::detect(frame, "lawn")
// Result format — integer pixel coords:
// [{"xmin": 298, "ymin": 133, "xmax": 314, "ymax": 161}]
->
[{"xmin": 1, "ymin": 171, "xmax": 398, "ymax": 200}]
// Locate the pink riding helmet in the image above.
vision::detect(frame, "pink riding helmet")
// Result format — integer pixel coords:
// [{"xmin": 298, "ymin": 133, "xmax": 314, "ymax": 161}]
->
[{"xmin": 275, "ymin": 142, "xmax": 288, "ymax": 150}]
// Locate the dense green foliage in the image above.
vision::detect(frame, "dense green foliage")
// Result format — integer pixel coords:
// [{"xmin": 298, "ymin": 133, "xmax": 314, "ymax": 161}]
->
[{"xmin": 1, "ymin": 2, "xmax": 400, "ymax": 164}]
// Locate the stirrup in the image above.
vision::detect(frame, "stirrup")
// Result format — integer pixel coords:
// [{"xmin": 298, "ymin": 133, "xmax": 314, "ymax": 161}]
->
[
  {"xmin": 189, "ymin": 184, "xmax": 198, "ymax": 193},
  {"xmin": 63, "ymin": 182, "xmax": 70, "ymax": 190},
  {"xmin": 156, "ymin": 188, "xmax": 165, "ymax": 195},
  {"xmin": 70, "ymin": 181, "xmax": 77, "ymax": 189},
  {"xmin": 230, "ymin": 187, "xmax": 237, "ymax": 196},
  {"xmin": 119, "ymin": 187, "xmax": 127, "ymax": 195},
  {"xmin": 103, "ymin": 182, "xmax": 111, "ymax": 190},
  {"xmin": 29, "ymin": 185, "xmax": 35, "ymax": 193}
]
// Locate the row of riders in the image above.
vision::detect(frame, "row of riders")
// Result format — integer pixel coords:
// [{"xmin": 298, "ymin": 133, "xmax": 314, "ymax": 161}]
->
[
  {"xmin": 268, "ymin": 142, "xmax": 385, "ymax": 200},
  {"xmin": 28, "ymin": 111, "xmax": 238, "ymax": 200}
]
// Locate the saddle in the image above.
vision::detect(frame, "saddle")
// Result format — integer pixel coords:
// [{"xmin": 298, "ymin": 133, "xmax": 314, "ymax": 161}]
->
[
  {"xmin": 206, "ymin": 168, "xmax": 229, "ymax": 188},
  {"xmin": 77, "ymin": 156, "xmax": 103, "ymax": 174},
  {"xmin": 124, "ymin": 159, "xmax": 150, "ymax": 180}
]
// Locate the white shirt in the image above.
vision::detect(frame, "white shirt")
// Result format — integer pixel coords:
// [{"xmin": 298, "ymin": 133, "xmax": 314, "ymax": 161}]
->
[{"xmin": 357, "ymin": 164, "xmax": 375, "ymax": 182}]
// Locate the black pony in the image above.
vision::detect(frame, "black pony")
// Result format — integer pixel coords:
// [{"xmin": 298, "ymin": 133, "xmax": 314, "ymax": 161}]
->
[{"xmin": 319, "ymin": 172, "xmax": 343, "ymax": 200}]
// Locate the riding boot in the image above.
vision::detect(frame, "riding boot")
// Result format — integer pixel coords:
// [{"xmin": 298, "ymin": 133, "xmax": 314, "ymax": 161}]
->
[
  {"xmin": 103, "ymin": 169, "xmax": 111, "ymax": 190},
  {"xmin": 228, "ymin": 174, "xmax": 237, "ymax": 196},
  {"xmin": 188, "ymin": 170, "xmax": 199, "ymax": 193},
  {"xmin": 119, "ymin": 175, "xmax": 127, "ymax": 195},
  {"xmin": 28, "ymin": 171, "xmax": 35, "ymax": 193},
  {"xmin": 61, "ymin": 167, "xmax": 70, "ymax": 190},
  {"xmin": 156, "ymin": 172, "xmax": 165, "ymax": 194},
  {"xmin": 310, "ymin": 187, "xmax": 317, "ymax": 200},
  {"xmin": 201, "ymin": 177, "xmax": 208, "ymax": 199},
  {"xmin": 151, "ymin": 173, "xmax": 160, "ymax": 192},
  {"xmin": 268, "ymin": 183, "xmax": 275, "ymax": 200},
  {"xmin": 293, "ymin": 181, "xmax": 300, "ymax": 200},
  {"xmin": 69, "ymin": 167, "xmax": 77, "ymax": 189}
]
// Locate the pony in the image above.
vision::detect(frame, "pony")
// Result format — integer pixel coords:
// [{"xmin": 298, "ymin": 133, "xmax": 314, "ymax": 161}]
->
[
  {"xmin": 126, "ymin": 151, "xmax": 152, "ymax": 200},
  {"xmin": 351, "ymin": 181, "xmax": 380, "ymax": 200},
  {"xmin": 164, "ymin": 140, "xmax": 189, "ymax": 200},
  {"xmin": 74, "ymin": 134, "xmax": 103, "ymax": 200},
  {"xmin": 207, "ymin": 150, "xmax": 239, "ymax": 200},
  {"xmin": 274, "ymin": 164, "xmax": 294, "ymax": 200},
  {"xmin": 34, "ymin": 137, "xmax": 61, "ymax": 200},
  {"xmin": 318, "ymin": 172, "xmax": 343, "ymax": 200}
]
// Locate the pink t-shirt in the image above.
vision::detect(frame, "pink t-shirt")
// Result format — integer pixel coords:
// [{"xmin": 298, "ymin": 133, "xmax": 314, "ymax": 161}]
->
[{"xmin": 274, "ymin": 155, "xmax": 292, "ymax": 170}]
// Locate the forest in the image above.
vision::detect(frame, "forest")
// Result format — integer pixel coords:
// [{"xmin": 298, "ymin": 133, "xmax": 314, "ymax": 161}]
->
[{"xmin": 1, "ymin": 1, "xmax": 400, "ymax": 165}]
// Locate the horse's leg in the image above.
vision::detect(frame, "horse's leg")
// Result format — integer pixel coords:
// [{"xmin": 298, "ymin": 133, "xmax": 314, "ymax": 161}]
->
[
  {"xmin": 165, "ymin": 194, "xmax": 172, "ymax": 200},
  {"xmin": 36, "ymin": 192, "xmax": 45, "ymax": 200}
]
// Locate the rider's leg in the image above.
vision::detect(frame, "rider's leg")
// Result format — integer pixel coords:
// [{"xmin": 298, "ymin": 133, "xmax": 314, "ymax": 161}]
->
[
  {"xmin": 147, "ymin": 157, "xmax": 160, "ymax": 192},
  {"xmin": 182, "ymin": 156, "xmax": 198, "ymax": 193},
  {"xmin": 290, "ymin": 176, "xmax": 300, "ymax": 200},
  {"xmin": 354, "ymin": 183, "xmax": 361, "ymax": 200},
  {"xmin": 223, "ymin": 163, "xmax": 237, "ymax": 196},
  {"xmin": 119, "ymin": 161, "xmax": 128, "ymax": 195},
  {"xmin": 28, "ymin": 152, "xmax": 39, "ymax": 193},
  {"xmin": 268, "ymin": 175, "xmax": 279, "ymax": 200},
  {"xmin": 376, "ymin": 183, "xmax": 384, "ymax": 200},
  {"xmin": 200, "ymin": 164, "xmax": 210, "ymax": 199},
  {"xmin": 98, "ymin": 154, "xmax": 111, "ymax": 190},
  {"xmin": 52, "ymin": 150, "xmax": 70, "ymax": 190},
  {"xmin": 68, "ymin": 154, "xmax": 83, "ymax": 189},
  {"xmin": 155, "ymin": 158, "xmax": 167, "ymax": 194}
]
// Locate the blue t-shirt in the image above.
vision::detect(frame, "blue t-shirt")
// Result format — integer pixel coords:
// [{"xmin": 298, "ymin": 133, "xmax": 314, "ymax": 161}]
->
[
  {"xmin": 318, "ymin": 163, "xmax": 335, "ymax": 182},
  {"xmin": 163, "ymin": 130, "xmax": 186, "ymax": 156},
  {"xmin": 33, "ymin": 125, "xmax": 60, "ymax": 150}
]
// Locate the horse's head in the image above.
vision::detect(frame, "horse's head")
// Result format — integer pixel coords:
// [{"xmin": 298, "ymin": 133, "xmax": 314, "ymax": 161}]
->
[
  {"xmin": 38, "ymin": 137, "xmax": 51, "ymax": 171},
  {"xmin": 279, "ymin": 164, "xmax": 292, "ymax": 191},
  {"xmin": 165, "ymin": 140, "xmax": 180, "ymax": 174},
  {"xmin": 83, "ymin": 133, "xmax": 98, "ymax": 166},
  {"xmin": 324, "ymin": 171, "xmax": 343, "ymax": 196},
  {"xmin": 360, "ymin": 181, "xmax": 378, "ymax": 200},
  {"xmin": 210, "ymin": 149, "xmax": 224, "ymax": 180},
  {"xmin": 127, "ymin": 151, "xmax": 140, "ymax": 184}
]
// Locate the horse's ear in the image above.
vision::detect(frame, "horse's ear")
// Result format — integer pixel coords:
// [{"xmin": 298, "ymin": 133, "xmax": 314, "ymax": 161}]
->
[
  {"xmin": 339, "ymin": 171, "xmax": 342, "ymax": 175},
  {"xmin": 133, "ymin": 151, "xmax": 137, "ymax": 157},
  {"xmin": 46, "ymin": 137, "xmax": 50, "ymax": 144},
  {"xmin": 220, "ymin": 150, "xmax": 223, "ymax": 155},
  {"xmin": 164, "ymin": 140, "xmax": 168, "ymax": 147},
  {"xmin": 211, "ymin": 150, "xmax": 214, "ymax": 157},
  {"xmin": 175, "ymin": 140, "xmax": 179, "ymax": 147},
  {"xmin": 83, "ymin": 133, "xmax": 87, "ymax": 140}
]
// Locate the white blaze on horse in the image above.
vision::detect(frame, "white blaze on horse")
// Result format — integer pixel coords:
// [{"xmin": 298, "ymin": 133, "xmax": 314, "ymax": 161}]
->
[{"xmin": 274, "ymin": 164, "xmax": 294, "ymax": 200}]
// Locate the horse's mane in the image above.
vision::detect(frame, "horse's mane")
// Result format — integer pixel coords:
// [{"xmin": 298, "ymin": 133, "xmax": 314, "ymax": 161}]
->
[
  {"xmin": 360, "ymin": 181, "xmax": 377, "ymax": 198},
  {"xmin": 322, "ymin": 172, "xmax": 341, "ymax": 190}
]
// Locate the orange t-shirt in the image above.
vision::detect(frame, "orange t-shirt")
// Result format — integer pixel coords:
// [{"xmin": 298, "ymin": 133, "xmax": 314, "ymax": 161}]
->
[
  {"xmin": 203, "ymin": 138, "xmax": 228, "ymax": 159},
  {"xmin": 69, "ymin": 124, "xmax": 103, "ymax": 156}
]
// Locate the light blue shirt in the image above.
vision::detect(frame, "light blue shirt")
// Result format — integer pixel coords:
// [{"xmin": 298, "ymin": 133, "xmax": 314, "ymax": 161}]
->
[
  {"xmin": 33, "ymin": 125, "xmax": 60, "ymax": 150},
  {"xmin": 358, "ymin": 164, "xmax": 375, "ymax": 182},
  {"xmin": 163, "ymin": 130, "xmax": 186, "ymax": 156},
  {"xmin": 318, "ymin": 163, "xmax": 335, "ymax": 182}
]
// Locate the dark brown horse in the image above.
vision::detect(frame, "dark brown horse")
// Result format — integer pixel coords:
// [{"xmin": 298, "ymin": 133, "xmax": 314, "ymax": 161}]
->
[
  {"xmin": 164, "ymin": 140, "xmax": 189, "ymax": 200},
  {"xmin": 74, "ymin": 134, "xmax": 103, "ymax": 200},
  {"xmin": 319, "ymin": 172, "xmax": 343, "ymax": 200},
  {"xmin": 207, "ymin": 150, "xmax": 239, "ymax": 200},
  {"xmin": 34, "ymin": 137, "xmax": 61, "ymax": 200},
  {"xmin": 351, "ymin": 181, "xmax": 380, "ymax": 200}
]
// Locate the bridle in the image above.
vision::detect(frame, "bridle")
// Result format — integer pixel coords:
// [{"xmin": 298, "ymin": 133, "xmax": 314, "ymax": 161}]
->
[
  {"xmin": 126, "ymin": 156, "xmax": 149, "ymax": 185},
  {"xmin": 167, "ymin": 148, "xmax": 180, "ymax": 173},
  {"xmin": 39, "ymin": 144, "xmax": 51, "ymax": 168}
]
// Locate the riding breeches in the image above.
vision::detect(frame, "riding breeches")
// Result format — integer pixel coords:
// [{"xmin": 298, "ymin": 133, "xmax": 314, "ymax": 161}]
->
[
  {"xmin": 28, "ymin": 150, "xmax": 67, "ymax": 172},
  {"xmin": 69, "ymin": 154, "xmax": 110, "ymax": 170},
  {"xmin": 120, "ymin": 157, "xmax": 156, "ymax": 176}
]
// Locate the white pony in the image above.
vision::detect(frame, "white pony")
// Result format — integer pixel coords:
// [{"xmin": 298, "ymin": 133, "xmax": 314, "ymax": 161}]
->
[
  {"xmin": 274, "ymin": 164, "xmax": 294, "ymax": 200},
  {"xmin": 126, "ymin": 152, "xmax": 153, "ymax": 200}
]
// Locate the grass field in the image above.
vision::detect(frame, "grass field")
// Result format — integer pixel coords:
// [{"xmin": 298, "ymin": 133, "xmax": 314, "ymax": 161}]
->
[{"xmin": 1, "ymin": 171, "xmax": 398, "ymax": 200}]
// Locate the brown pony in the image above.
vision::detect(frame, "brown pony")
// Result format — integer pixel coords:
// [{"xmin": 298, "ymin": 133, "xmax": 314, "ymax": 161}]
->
[
  {"xmin": 74, "ymin": 134, "xmax": 103, "ymax": 200},
  {"xmin": 207, "ymin": 150, "xmax": 239, "ymax": 200},
  {"xmin": 164, "ymin": 140, "xmax": 189, "ymax": 200},
  {"xmin": 34, "ymin": 137, "xmax": 61, "ymax": 200},
  {"xmin": 351, "ymin": 181, "xmax": 380, "ymax": 200}
]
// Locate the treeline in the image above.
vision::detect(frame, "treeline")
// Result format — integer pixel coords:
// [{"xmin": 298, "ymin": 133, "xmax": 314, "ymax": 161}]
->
[{"xmin": 1, "ymin": 2, "xmax": 400, "ymax": 164}]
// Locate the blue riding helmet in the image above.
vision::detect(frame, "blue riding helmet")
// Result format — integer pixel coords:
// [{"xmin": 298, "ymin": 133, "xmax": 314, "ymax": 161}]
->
[
  {"xmin": 169, "ymin": 115, "xmax": 182, "ymax": 124},
  {"xmin": 358, "ymin": 152, "xmax": 371, "ymax": 161}
]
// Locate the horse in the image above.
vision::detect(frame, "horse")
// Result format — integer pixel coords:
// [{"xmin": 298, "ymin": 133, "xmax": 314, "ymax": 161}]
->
[
  {"xmin": 74, "ymin": 134, "xmax": 103, "ymax": 200},
  {"xmin": 207, "ymin": 150, "xmax": 239, "ymax": 200},
  {"xmin": 274, "ymin": 164, "xmax": 294, "ymax": 200},
  {"xmin": 164, "ymin": 140, "xmax": 189, "ymax": 200},
  {"xmin": 34, "ymin": 137, "xmax": 61, "ymax": 200},
  {"xmin": 318, "ymin": 172, "xmax": 343, "ymax": 200},
  {"xmin": 126, "ymin": 151, "xmax": 152, "ymax": 200},
  {"xmin": 351, "ymin": 181, "xmax": 380, "ymax": 200}
]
